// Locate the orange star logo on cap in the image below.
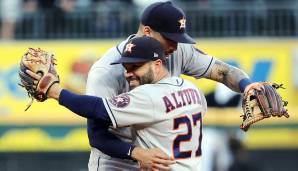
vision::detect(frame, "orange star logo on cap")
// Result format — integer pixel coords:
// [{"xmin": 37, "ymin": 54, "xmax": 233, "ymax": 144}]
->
[
  {"xmin": 178, "ymin": 17, "xmax": 186, "ymax": 29},
  {"xmin": 124, "ymin": 42, "xmax": 136, "ymax": 53}
]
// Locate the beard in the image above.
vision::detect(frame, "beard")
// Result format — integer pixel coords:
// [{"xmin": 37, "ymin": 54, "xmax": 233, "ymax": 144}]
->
[
  {"xmin": 127, "ymin": 67, "xmax": 155, "ymax": 90},
  {"xmin": 139, "ymin": 67, "xmax": 154, "ymax": 85}
]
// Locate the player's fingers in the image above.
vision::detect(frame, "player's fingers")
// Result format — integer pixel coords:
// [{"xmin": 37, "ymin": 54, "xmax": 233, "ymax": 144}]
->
[
  {"xmin": 153, "ymin": 150, "xmax": 173, "ymax": 160},
  {"xmin": 152, "ymin": 163, "xmax": 172, "ymax": 171},
  {"xmin": 26, "ymin": 70, "xmax": 42, "ymax": 80},
  {"xmin": 155, "ymin": 153, "xmax": 169, "ymax": 160},
  {"xmin": 153, "ymin": 158, "xmax": 176, "ymax": 166}
]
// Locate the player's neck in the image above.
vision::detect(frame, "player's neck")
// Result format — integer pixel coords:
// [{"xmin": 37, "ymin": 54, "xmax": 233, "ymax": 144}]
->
[
  {"xmin": 135, "ymin": 28, "xmax": 144, "ymax": 37},
  {"xmin": 154, "ymin": 71, "xmax": 170, "ymax": 83}
]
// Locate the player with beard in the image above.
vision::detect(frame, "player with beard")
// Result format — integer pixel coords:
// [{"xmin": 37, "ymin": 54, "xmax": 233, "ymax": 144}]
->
[{"xmin": 85, "ymin": 1, "xmax": 252, "ymax": 170}]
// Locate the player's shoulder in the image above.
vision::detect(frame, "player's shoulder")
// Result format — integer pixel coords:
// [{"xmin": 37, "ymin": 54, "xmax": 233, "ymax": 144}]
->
[
  {"xmin": 129, "ymin": 83, "xmax": 154, "ymax": 93},
  {"xmin": 88, "ymin": 36, "xmax": 133, "ymax": 72},
  {"xmin": 183, "ymin": 79, "xmax": 200, "ymax": 89},
  {"xmin": 161, "ymin": 76, "xmax": 201, "ymax": 92},
  {"xmin": 127, "ymin": 81, "xmax": 165, "ymax": 98},
  {"xmin": 177, "ymin": 42, "xmax": 193, "ymax": 49},
  {"xmin": 137, "ymin": 77, "xmax": 191, "ymax": 90},
  {"xmin": 87, "ymin": 50, "xmax": 120, "ymax": 77},
  {"xmin": 157, "ymin": 76, "xmax": 184, "ymax": 86},
  {"xmin": 176, "ymin": 43, "xmax": 208, "ymax": 56}
]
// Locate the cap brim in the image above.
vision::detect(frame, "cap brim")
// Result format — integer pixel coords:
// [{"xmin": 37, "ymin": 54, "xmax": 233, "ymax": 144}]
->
[
  {"xmin": 110, "ymin": 57, "xmax": 150, "ymax": 65},
  {"xmin": 161, "ymin": 32, "xmax": 196, "ymax": 44}
]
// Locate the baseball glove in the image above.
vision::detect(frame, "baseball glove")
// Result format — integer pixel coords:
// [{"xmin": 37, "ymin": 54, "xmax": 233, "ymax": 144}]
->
[
  {"xmin": 19, "ymin": 48, "xmax": 60, "ymax": 111},
  {"xmin": 240, "ymin": 82, "xmax": 289, "ymax": 131}
]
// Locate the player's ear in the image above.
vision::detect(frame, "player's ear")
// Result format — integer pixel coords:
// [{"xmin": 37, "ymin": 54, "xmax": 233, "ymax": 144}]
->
[
  {"xmin": 153, "ymin": 59, "xmax": 163, "ymax": 67},
  {"xmin": 143, "ymin": 26, "xmax": 153, "ymax": 36}
]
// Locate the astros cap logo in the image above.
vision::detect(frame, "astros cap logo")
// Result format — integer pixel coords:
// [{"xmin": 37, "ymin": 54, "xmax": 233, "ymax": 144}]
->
[
  {"xmin": 124, "ymin": 42, "xmax": 136, "ymax": 53},
  {"xmin": 178, "ymin": 17, "xmax": 186, "ymax": 29}
]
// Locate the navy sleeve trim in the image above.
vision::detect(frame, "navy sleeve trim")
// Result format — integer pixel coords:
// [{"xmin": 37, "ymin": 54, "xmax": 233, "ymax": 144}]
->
[
  {"xmin": 239, "ymin": 78, "xmax": 253, "ymax": 93},
  {"xmin": 116, "ymin": 44, "xmax": 122, "ymax": 55},
  {"xmin": 135, "ymin": 132, "xmax": 150, "ymax": 148}
]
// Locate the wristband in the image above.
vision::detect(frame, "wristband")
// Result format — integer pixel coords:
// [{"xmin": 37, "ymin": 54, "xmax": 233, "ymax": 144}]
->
[{"xmin": 239, "ymin": 78, "xmax": 252, "ymax": 93}]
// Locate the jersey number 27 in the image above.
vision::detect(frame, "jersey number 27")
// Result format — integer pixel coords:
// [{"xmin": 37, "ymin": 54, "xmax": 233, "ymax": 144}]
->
[{"xmin": 172, "ymin": 112, "xmax": 202, "ymax": 159}]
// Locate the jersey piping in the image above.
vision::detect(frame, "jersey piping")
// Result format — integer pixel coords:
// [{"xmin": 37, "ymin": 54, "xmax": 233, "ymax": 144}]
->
[
  {"xmin": 103, "ymin": 99, "xmax": 118, "ymax": 128},
  {"xmin": 198, "ymin": 56, "xmax": 214, "ymax": 77},
  {"xmin": 157, "ymin": 78, "xmax": 184, "ymax": 87},
  {"xmin": 116, "ymin": 44, "xmax": 122, "ymax": 55},
  {"xmin": 116, "ymin": 34, "xmax": 136, "ymax": 56},
  {"xmin": 135, "ymin": 131, "xmax": 150, "ymax": 149}
]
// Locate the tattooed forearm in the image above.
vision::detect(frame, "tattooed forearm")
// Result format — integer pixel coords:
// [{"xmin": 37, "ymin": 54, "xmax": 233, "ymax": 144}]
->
[{"xmin": 207, "ymin": 60, "xmax": 250, "ymax": 92}]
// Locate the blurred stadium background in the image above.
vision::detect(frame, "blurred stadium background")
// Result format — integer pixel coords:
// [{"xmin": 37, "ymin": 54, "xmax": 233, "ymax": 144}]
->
[{"xmin": 1, "ymin": 0, "xmax": 298, "ymax": 171}]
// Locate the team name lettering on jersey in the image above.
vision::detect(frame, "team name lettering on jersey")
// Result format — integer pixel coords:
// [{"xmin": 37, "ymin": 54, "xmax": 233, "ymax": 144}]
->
[{"xmin": 162, "ymin": 88, "xmax": 201, "ymax": 113}]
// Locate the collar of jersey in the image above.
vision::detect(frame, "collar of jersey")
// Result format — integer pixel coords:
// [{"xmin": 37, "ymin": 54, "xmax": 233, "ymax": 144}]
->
[{"xmin": 157, "ymin": 76, "xmax": 184, "ymax": 86}]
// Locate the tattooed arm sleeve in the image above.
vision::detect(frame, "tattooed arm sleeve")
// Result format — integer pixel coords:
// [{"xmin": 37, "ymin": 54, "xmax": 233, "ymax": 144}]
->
[{"xmin": 205, "ymin": 59, "xmax": 251, "ymax": 93}]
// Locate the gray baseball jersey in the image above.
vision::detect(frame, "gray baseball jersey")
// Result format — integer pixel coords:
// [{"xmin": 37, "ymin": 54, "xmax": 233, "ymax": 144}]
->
[
  {"xmin": 103, "ymin": 76, "xmax": 207, "ymax": 171},
  {"xmin": 86, "ymin": 35, "xmax": 215, "ymax": 171}
]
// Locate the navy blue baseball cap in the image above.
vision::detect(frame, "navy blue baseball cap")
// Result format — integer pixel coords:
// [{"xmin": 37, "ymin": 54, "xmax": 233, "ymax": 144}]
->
[
  {"xmin": 111, "ymin": 36, "xmax": 165, "ymax": 65},
  {"xmin": 141, "ymin": 1, "xmax": 196, "ymax": 44}
]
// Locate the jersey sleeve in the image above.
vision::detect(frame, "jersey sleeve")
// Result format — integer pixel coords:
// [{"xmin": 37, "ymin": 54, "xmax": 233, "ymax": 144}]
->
[
  {"xmin": 179, "ymin": 43, "xmax": 215, "ymax": 78},
  {"xmin": 103, "ymin": 86, "xmax": 157, "ymax": 128},
  {"xmin": 86, "ymin": 48, "xmax": 126, "ymax": 98},
  {"xmin": 86, "ymin": 66, "xmax": 120, "ymax": 97}
]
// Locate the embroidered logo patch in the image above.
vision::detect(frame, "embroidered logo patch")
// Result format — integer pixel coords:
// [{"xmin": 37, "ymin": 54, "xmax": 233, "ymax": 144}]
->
[
  {"xmin": 109, "ymin": 94, "xmax": 130, "ymax": 108},
  {"xmin": 124, "ymin": 42, "xmax": 136, "ymax": 53},
  {"xmin": 178, "ymin": 17, "xmax": 186, "ymax": 29}
]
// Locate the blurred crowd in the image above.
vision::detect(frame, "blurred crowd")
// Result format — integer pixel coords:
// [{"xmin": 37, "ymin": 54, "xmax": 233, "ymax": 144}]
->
[
  {"xmin": 1, "ymin": 0, "xmax": 298, "ymax": 39},
  {"xmin": 3, "ymin": 0, "xmax": 130, "ymax": 39}
]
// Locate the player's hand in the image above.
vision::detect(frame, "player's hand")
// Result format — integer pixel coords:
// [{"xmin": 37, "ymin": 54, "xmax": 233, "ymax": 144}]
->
[
  {"xmin": 18, "ymin": 48, "xmax": 60, "ymax": 110},
  {"xmin": 26, "ymin": 70, "xmax": 62, "ymax": 100},
  {"xmin": 131, "ymin": 147, "xmax": 175, "ymax": 171}
]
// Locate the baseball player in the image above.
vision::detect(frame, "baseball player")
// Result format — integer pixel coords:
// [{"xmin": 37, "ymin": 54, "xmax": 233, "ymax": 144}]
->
[
  {"xmin": 85, "ymin": 1, "xmax": 253, "ymax": 171},
  {"xmin": 27, "ymin": 36, "xmax": 208, "ymax": 171}
]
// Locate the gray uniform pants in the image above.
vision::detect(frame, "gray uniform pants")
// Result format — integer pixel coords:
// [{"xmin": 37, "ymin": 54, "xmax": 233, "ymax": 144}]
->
[{"xmin": 88, "ymin": 147, "xmax": 139, "ymax": 171}]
